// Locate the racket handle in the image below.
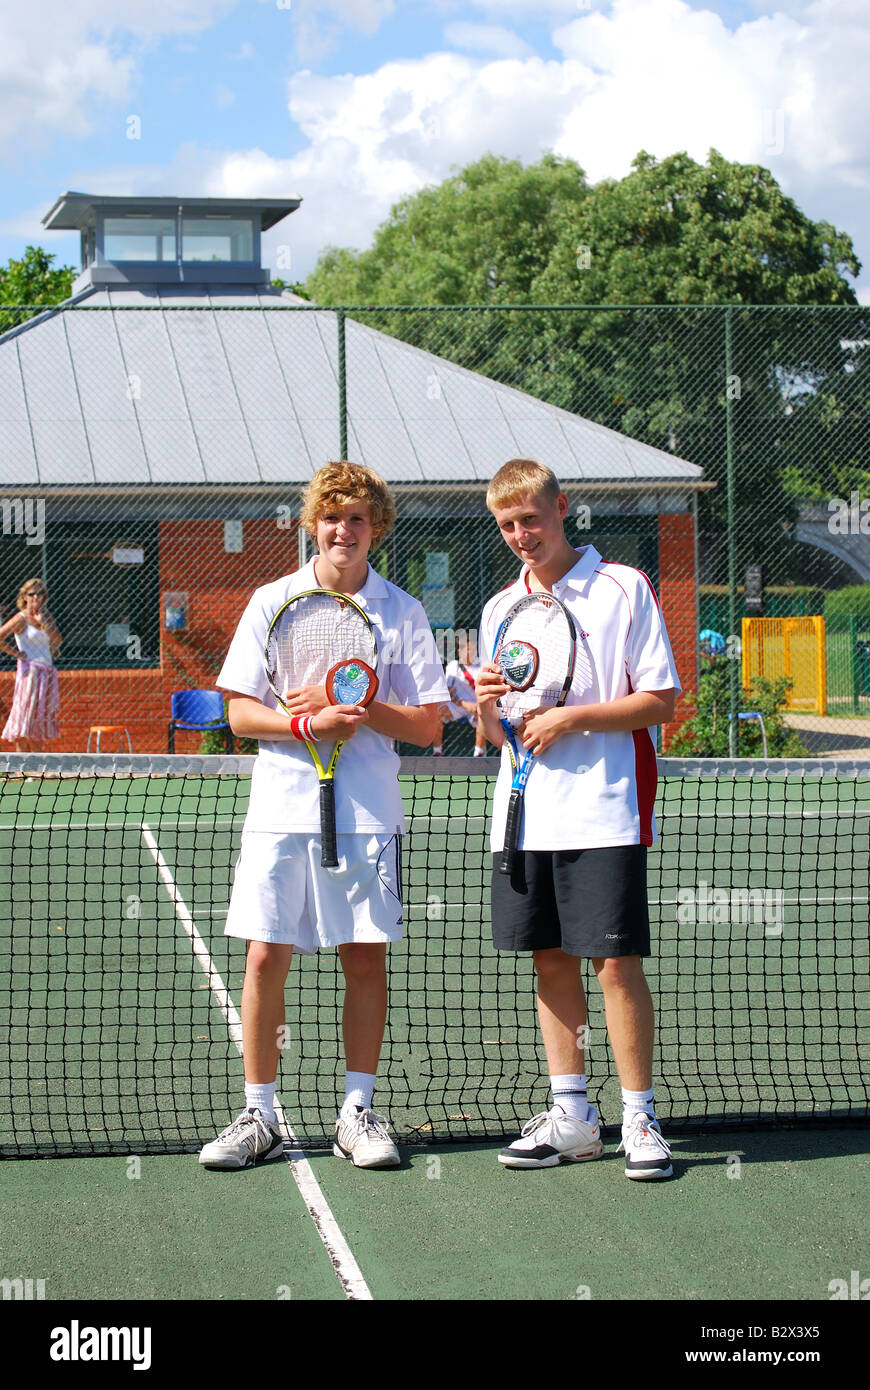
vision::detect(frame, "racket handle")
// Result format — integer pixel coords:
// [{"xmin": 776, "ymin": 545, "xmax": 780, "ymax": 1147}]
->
[
  {"xmin": 319, "ymin": 780, "xmax": 339, "ymax": 868},
  {"xmin": 499, "ymin": 789, "xmax": 523, "ymax": 876}
]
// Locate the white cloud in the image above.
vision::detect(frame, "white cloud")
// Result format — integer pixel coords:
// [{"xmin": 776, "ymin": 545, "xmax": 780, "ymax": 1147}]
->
[
  {"xmin": 215, "ymin": 83, "xmax": 236, "ymax": 107},
  {"xmin": 0, "ymin": 1, "xmax": 237, "ymax": 148},
  {"xmin": 275, "ymin": 0, "xmax": 397, "ymax": 61},
  {"xmin": 15, "ymin": 0, "xmax": 868, "ymax": 293},
  {"xmin": 285, "ymin": 52, "xmax": 586, "ymax": 218},
  {"xmin": 268, "ymin": 0, "xmax": 869, "ymax": 278},
  {"xmin": 443, "ymin": 22, "xmax": 535, "ymax": 59},
  {"xmin": 289, "ymin": 0, "xmax": 396, "ymax": 28},
  {"xmin": 439, "ymin": 0, "xmax": 588, "ymax": 14},
  {"xmin": 550, "ymin": 0, "xmax": 870, "ymax": 189}
]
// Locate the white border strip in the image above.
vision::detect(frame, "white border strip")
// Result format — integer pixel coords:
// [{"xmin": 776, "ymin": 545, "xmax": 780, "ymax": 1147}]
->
[{"xmin": 141, "ymin": 822, "xmax": 373, "ymax": 1302}]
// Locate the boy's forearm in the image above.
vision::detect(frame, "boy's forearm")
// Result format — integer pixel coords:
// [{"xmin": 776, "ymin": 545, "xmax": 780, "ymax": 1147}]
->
[
  {"xmin": 365, "ymin": 700, "xmax": 439, "ymax": 748},
  {"xmin": 560, "ymin": 690, "xmax": 677, "ymax": 733},
  {"xmin": 227, "ymin": 695, "xmax": 295, "ymax": 739},
  {"xmin": 227, "ymin": 694, "xmax": 440, "ymax": 747},
  {"xmin": 477, "ymin": 702, "xmax": 505, "ymax": 748}
]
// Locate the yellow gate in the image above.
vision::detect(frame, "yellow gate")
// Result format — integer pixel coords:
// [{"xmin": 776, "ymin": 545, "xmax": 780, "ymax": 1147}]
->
[{"xmin": 741, "ymin": 616, "xmax": 827, "ymax": 714}]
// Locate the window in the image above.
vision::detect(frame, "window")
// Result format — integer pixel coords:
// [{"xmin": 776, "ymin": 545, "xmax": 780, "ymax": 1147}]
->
[
  {"xmin": 103, "ymin": 218, "xmax": 177, "ymax": 262},
  {"xmin": 48, "ymin": 522, "xmax": 160, "ymax": 669},
  {"xmin": 181, "ymin": 218, "xmax": 254, "ymax": 263}
]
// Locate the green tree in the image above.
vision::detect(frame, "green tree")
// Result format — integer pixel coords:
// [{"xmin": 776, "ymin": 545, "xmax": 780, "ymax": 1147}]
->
[
  {"xmin": 270, "ymin": 277, "xmax": 312, "ymax": 300},
  {"xmin": 525, "ymin": 151, "xmax": 865, "ymax": 585},
  {"xmin": 0, "ymin": 245, "xmax": 75, "ymax": 305},
  {"xmin": 666, "ymin": 661, "xmax": 809, "ymax": 757},
  {"xmin": 306, "ymin": 152, "xmax": 590, "ymax": 305},
  {"xmin": 532, "ymin": 149, "xmax": 859, "ymax": 306},
  {"xmin": 304, "ymin": 148, "xmax": 866, "ymax": 592}
]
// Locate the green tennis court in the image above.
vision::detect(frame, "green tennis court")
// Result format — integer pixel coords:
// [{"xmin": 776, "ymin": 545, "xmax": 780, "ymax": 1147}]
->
[
  {"xmin": 1, "ymin": 754, "xmax": 868, "ymax": 1313},
  {"xmin": 2, "ymin": 754, "xmax": 868, "ymax": 1159}
]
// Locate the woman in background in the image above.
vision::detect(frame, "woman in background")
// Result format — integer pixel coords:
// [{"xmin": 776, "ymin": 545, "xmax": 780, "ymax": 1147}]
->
[{"xmin": 0, "ymin": 578, "xmax": 61, "ymax": 751}]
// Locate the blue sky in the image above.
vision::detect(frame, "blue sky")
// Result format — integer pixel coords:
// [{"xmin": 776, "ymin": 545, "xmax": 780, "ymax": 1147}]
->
[{"xmin": 1, "ymin": 0, "xmax": 868, "ymax": 299}]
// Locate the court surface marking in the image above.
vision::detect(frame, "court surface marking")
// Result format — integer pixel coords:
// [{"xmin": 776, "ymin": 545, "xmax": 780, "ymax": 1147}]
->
[{"xmin": 142, "ymin": 821, "xmax": 373, "ymax": 1301}]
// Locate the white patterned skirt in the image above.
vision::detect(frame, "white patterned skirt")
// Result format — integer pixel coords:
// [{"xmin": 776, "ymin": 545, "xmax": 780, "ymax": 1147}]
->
[{"xmin": 2, "ymin": 659, "xmax": 59, "ymax": 741}]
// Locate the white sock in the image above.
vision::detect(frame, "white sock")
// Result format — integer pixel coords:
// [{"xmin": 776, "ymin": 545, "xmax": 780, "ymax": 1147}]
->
[
  {"xmin": 621, "ymin": 1086, "xmax": 655, "ymax": 1129},
  {"xmin": 245, "ymin": 1082, "xmax": 277, "ymax": 1126},
  {"xmin": 344, "ymin": 1071, "xmax": 376, "ymax": 1111},
  {"xmin": 473, "ymin": 746, "xmax": 484, "ymax": 757},
  {"xmin": 550, "ymin": 1073, "xmax": 589, "ymax": 1121}
]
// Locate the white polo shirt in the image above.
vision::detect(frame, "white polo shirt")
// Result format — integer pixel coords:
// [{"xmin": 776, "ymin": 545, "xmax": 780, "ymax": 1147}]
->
[
  {"xmin": 218, "ymin": 558, "xmax": 449, "ymax": 835},
  {"xmin": 480, "ymin": 545, "xmax": 681, "ymax": 852},
  {"xmin": 445, "ymin": 659, "xmax": 479, "ymax": 705}
]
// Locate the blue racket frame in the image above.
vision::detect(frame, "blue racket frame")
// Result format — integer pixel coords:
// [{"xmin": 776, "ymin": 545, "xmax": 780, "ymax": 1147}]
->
[{"xmin": 493, "ymin": 592, "xmax": 577, "ymax": 876}]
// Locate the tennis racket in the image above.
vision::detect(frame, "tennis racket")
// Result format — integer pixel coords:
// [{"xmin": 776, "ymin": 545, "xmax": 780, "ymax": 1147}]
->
[
  {"xmin": 493, "ymin": 591, "xmax": 591, "ymax": 876},
  {"xmin": 264, "ymin": 589, "xmax": 378, "ymax": 868}
]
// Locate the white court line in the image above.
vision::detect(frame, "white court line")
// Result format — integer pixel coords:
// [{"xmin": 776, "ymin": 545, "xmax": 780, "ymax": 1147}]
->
[{"xmin": 141, "ymin": 822, "xmax": 372, "ymax": 1303}]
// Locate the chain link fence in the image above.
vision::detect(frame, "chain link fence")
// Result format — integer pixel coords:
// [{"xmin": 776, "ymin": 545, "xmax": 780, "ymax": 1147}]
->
[{"xmin": 1, "ymin": 302, "xmax": 869, "ymax": 755}]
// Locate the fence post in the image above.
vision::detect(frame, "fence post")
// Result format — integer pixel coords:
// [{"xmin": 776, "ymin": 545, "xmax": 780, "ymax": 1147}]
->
[
  {"xmin": 337, "ymin": 308, "xmax": 348, "ymax": 458},
  {"xmin": 725, "ymin": 306, "xmax": 740, "ymax": 741},
  {"xmin": 850, "ymin": 613, "xmax": 859, "ymax": 713}
]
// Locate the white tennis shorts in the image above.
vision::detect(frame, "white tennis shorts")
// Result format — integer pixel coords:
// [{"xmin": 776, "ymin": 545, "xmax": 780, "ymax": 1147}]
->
[{"xmin": 223, "ymin": 831, "xmax": 403, "ymax": 954}]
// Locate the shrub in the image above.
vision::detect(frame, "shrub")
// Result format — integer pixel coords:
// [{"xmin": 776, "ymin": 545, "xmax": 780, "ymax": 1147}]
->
[
  {"xmin": 823, "ymin": 585, "xmax": 870, "ymax": 623},
  {"xmin": 667, "ymin": 660, "xmax": 810, "ymax": 757}
]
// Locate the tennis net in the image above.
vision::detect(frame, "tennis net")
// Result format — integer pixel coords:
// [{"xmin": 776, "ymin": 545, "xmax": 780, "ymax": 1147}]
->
[{"xmin": 1, "ymin": 753, "xmax": 868, "ymax": 1157}]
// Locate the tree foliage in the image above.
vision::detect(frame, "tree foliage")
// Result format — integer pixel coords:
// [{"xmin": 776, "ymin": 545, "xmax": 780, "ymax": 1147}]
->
[
  {"xmin": 305, "ymin": 148, "xmax": 867, "ymax": 588},
  {"xmin": 306, "ymin": 152, "xmax": 590, "ymax": 305},
  {"xmin": 532, "ymin": 149, "xmax": 860, "ymax": 306},
  {"xmin": 0, "ymin": 246, "xmax": 75, "ymax": 305}
]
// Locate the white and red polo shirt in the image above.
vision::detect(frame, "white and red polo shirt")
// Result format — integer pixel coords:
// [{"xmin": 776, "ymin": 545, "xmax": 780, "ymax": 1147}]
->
[{"xmin": 479, "ymin": 545, "xmax": 681, "ymax": 852}]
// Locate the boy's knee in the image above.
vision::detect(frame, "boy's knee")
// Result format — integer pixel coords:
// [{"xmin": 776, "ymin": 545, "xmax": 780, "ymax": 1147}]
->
[
  {"xmin": 595, "ymin": 955, "xmax": 644, "ymax": 991},
  {"xmin": 245, "ymin": 941, "xmax": 291, "ymax": 984},
  {"xmin": 340, "ymin": 944, "xmax": 386, "ymax": 984},
  {"xmin": 533, "ymin": 947, "xmax": 579, "ymax": 983}
]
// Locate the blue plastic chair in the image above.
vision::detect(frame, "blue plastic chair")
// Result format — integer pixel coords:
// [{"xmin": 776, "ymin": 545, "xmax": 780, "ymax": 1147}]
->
[{"xmin": 168, "ymin": 689, "xmax": 233, "ymax": 753}]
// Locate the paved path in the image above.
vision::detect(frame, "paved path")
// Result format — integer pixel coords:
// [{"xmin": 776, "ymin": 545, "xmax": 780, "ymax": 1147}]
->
[{"xmin": 785, "ymin": 713, "xmax": 870, "ymax": 757}]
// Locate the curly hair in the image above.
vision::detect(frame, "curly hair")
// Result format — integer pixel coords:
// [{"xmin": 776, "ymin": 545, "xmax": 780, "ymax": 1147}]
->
[
  {"xmin": 485, "ymin": 459, "xmax": 561, "ymax": 513},
  {"xmin": 300, "ymin": 462, "xmax": 396, "ymax": 543},
  {"xmin": 16, "ymin": 577, "xmax": 48, "ymax": 610}
]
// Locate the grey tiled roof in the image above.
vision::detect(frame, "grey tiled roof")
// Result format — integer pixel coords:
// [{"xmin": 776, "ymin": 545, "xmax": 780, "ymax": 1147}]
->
[{"xmin": 1, "ymin": 288, "xmax": 703, "ymax": 489}]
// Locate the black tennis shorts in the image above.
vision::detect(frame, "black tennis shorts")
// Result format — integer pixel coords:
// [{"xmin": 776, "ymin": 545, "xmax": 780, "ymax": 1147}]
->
[{"xmin": 490, "ymin": 845, "xmax": 651, "ymax": 957}]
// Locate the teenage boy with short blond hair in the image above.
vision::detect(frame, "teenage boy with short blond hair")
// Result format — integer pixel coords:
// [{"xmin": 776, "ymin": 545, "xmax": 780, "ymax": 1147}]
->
[{"xmin": 476, "ymin": 459, "xmax": 680, "ymax": 1179}]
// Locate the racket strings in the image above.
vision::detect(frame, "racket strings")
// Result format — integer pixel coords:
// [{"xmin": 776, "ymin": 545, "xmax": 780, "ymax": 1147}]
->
[
  {"xmin": 499, "ymin": 610, "xmax": 575, "ymax": 723},
  {"xmin": 267, "ymin": 596, "xmax": 375, "ymax": 694}
]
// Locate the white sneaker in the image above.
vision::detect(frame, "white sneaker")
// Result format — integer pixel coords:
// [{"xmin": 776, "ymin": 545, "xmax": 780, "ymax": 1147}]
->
[
  {"xmin": 198, "ymin": 1107, "xmax": 284, "ymax": 1169},
  {"xmin": 617, "ymin": 1113, "xmax": 673, "ymax": 1180},
  {"xmin": 498, "ymin": 1105, "xmax": 604, "ymax": 1168},
  {"xmin": 333, "ymin": 1104, "xmax": 400, "ymax": 1168}
]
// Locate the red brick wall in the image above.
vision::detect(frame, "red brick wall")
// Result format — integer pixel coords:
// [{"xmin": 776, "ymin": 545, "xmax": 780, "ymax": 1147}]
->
[
  {"xmin": 658, "ymin": 512, "xmax": 697, "ymax": 745},
  {"xmin": 0, "ymin": 517, "xmax": 299, "ymax": 754},
  {"xmin": 1, "ymin": 510, "xmax": 700, "ymax": 754}
]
